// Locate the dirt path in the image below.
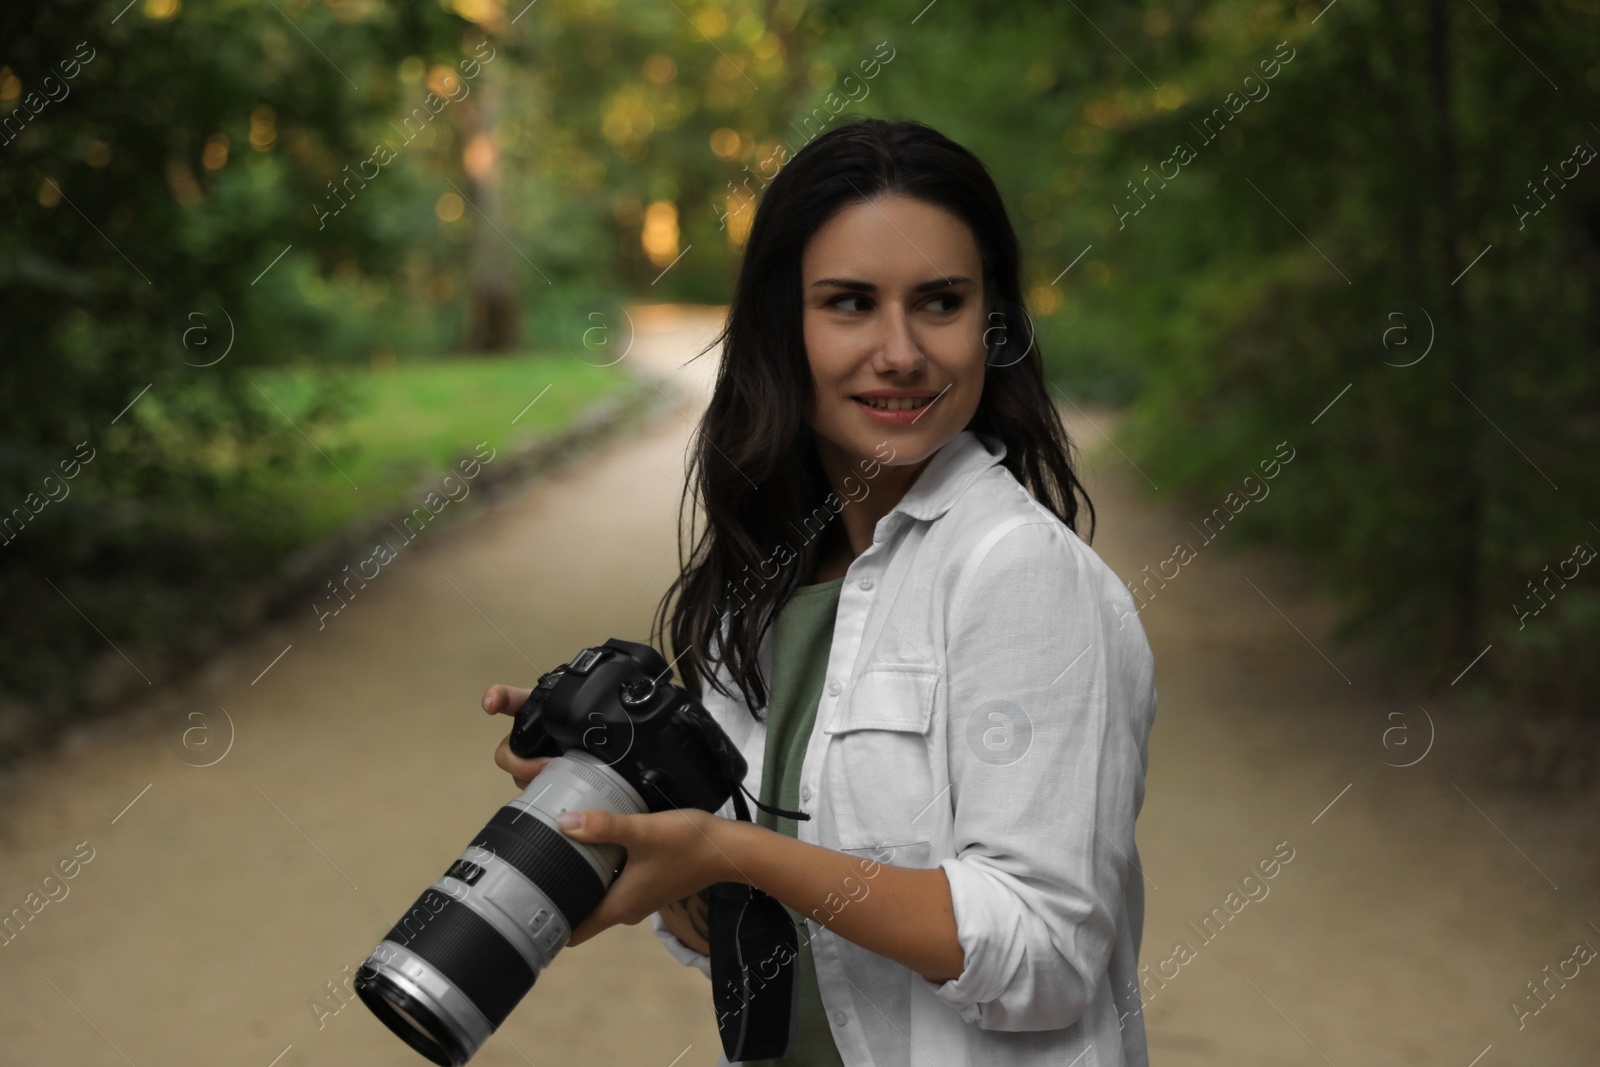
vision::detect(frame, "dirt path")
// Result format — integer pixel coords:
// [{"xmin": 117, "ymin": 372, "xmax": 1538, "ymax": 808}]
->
[{"xmin": 0, "ymin": 305, "xmax": 1594, "ymax": 1067}]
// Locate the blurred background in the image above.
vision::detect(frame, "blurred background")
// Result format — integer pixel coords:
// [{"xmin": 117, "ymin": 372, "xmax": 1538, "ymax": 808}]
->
[{"xmin": 1, "ymin": 1, "xmax": 1596, "ymax": 1065}]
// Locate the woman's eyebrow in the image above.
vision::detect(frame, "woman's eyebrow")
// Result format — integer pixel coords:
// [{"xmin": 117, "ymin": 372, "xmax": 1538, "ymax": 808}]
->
[{"xmin": 810, "ymin": 275, "xmax": 975, "ymax": 293}]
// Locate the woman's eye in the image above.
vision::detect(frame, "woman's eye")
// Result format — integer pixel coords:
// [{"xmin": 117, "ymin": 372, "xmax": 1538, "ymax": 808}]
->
[{"xmin": 825, "ymin": 293, "xmax": 962, "ymax": 313}]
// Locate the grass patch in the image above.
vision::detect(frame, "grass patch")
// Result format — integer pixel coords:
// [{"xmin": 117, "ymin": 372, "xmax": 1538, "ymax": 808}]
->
[{"xmin": 218, "ymin": 352, "xmax": 634, "ymax": 545}]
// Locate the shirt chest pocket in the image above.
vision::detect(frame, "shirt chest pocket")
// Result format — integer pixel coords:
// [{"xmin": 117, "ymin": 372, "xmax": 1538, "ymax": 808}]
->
[{"xmin": 822, "ymin": 664, "xmax": 941, "ymax": 870}]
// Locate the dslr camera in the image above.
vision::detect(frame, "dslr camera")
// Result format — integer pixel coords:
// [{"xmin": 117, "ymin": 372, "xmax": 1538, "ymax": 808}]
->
[{"xmin": 353, "ymin": 638, "xmax": 801, "ymax": 1066}]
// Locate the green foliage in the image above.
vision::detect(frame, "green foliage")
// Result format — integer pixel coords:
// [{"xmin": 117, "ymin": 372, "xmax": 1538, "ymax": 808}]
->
[
  {"xmin": 0, "ymin": 0, "xmax": 819, "ymax": 747},
  {"xmin": 3, "ymin": 0, "xmax": 1595, "ymax": 761},
  {"xmin": 0, "ymin": 0, "xmax": 474, "ymax": 735},
  {"xmin": 812, "ymin": 0, "xmax": 1600, "ymax": 718},
  {"xmin": 1105, "ymin": 0, "xmax": 1600, "ymax": 707}
]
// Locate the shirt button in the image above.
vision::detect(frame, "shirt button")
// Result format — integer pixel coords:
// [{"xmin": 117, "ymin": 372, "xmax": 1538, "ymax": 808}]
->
[
  {"xmin": 858, "ymin": 577, "xmax": 874, "ymax": 591},
  {"xmin": 800, "ymin": 785, "xmax": 811, "ymax": 801},
  {"xmin": 833, "ymin": 1011, "xmax": 848, "ymax": 1027},
  {"xmin": 826, "ymin": 680, "xmax": 841, "ymax": 696}
]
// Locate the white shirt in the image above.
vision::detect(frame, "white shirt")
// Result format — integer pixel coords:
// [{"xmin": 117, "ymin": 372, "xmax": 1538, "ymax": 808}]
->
[{"xmin": 649, "ymin": 429, "xmax": 1158, "ymax": 1067}]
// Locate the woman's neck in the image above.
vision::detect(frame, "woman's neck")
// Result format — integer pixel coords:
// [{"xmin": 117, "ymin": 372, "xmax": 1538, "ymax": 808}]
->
[{"xmin": 809, "ymin": 520, "xmax": 853, "ymax": 583}]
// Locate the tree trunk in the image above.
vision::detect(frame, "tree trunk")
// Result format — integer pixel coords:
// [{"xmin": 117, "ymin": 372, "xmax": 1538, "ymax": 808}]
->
[
  {"xmin": 461, "ymin": 51, "xmax": 520, "ymax": 354},
  {"xmin": 1426, "ymin": 0, "xmax": 1481, "ymax": 664}
]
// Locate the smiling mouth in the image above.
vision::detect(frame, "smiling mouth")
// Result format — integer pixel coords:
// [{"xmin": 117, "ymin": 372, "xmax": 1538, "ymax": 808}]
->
[{"xmin": 854, "ymin": 396, "xmax": 936, "ymax": 411}]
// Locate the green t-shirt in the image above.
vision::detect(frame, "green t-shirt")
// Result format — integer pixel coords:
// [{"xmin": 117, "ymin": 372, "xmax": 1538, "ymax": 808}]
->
[{"xmin": 745, "ymin": 574, "xmax": 847, "ymax": 1067}]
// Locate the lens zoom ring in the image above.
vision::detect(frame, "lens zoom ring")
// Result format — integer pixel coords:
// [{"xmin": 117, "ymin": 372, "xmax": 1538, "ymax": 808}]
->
[
  {"xmin": 473, "ymin": 807, "xmax": 607, "ymax": 929},
  {"xmin": 382, "ymin": 893, "xmax": 533, "ymax": 1029}
]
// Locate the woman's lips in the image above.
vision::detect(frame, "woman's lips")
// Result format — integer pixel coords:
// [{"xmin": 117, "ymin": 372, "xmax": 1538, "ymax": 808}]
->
[{"xmin": 852, "ymin": 394, "xmax": 939, "ymax": 425}]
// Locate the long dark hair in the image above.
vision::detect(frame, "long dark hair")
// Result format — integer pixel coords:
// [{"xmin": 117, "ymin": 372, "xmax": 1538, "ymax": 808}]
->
[{"xmin": 649, "ymin": 116, "xmax": 1094, "ymax": 717}]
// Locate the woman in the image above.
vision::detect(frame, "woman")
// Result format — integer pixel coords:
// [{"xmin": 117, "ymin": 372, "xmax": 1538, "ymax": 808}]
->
[{"xmin": 482, "ymin": 117, "xmax": 1157, "ymax": 1067}]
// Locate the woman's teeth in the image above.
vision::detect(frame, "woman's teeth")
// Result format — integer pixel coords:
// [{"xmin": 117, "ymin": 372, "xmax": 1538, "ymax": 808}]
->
[{"xmin": 859, "ymin": 396, "xmax": 932, "ymax": 411}]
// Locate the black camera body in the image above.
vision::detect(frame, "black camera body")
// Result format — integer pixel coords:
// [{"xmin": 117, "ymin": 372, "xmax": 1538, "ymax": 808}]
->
[{"xmin": 508, "ymin": 637, "xmax": 748, "ymax": 816}]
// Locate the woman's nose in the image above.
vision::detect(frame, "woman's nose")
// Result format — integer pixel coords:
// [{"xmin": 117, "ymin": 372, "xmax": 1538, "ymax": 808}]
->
[{"xmin": 873, "ymin": 307, "xmax": 926, "ymax": 374}]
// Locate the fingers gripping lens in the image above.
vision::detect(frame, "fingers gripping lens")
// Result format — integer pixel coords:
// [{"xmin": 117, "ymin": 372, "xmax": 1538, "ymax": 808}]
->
[{"xmin": 469, "ymin": 807, "xmax": 607, "ymax": 930}]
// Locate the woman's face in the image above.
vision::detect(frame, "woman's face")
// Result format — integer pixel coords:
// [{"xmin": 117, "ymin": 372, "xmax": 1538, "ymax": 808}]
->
[{"xmin": 800, "ymin": 194, "xmax": 987, "ymax": 481}]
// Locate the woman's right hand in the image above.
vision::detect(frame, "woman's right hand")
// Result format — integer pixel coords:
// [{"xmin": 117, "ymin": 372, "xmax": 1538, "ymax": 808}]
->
[{"xmin": 482, "ymin": 684, "xmax": 552, "ymax": 790}]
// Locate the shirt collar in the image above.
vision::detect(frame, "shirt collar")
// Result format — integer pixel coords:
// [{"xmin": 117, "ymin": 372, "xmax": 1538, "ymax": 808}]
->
[{"xmin": 885, "ymin": 429, "xmax": 1008, "ymax": 523}]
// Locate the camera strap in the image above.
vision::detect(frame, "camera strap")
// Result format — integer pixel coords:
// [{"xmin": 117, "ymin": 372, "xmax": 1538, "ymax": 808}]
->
[
  {"xmin": 707, "ymin": 782, "xmax": 806, "ymax": 1061},
  {"xmin": 709, "ymin": 879, "xmax": 800, "ymax": 1061},
  {"xmin": 730, "ymin": 780, "xmax": 809, "ymax": 823}
]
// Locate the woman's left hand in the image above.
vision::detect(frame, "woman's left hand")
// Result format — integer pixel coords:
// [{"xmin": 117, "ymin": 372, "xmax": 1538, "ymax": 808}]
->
[{"xmin": 556, "ymin": 807, "xmax": 738, "ymax": 947}]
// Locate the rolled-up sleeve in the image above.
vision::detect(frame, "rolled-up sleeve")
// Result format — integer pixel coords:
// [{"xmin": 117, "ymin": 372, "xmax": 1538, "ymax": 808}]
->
[
  {"xmin": 920, "ymin": 518, "xmax": 1156, "ymax": 1031},
  {"xmin": 649, "ymin": 910, "xmax": 714, "ymax": 980}
]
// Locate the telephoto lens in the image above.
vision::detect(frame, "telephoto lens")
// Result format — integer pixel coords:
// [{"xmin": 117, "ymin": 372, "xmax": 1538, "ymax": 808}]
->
[
  {"xmin": 354, "ymin": 639, "xmax": 753, "ymax": 1066},
  {"xmin": 354, "ymin": 751, "xmax": 645, "ymax": 1065}
]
